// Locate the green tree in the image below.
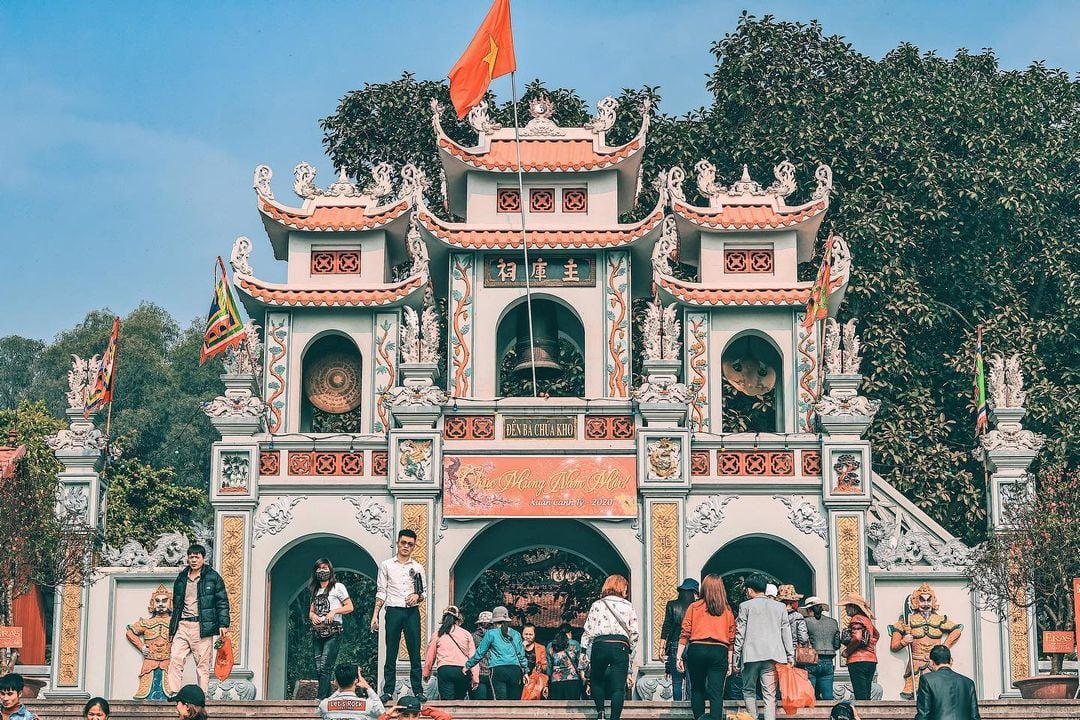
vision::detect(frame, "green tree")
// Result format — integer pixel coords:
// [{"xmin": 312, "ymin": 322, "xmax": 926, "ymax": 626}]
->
[
  {"xmin": 0, "ymin": 402, "xmax": 92, "ymax": 670},
  {"xmin": 103, "ymin": 458, "xmax": 207, "ymax": 547},
  {"xmin": 320, "ymin": 16, "xmax": 1080, "ymax": 542},
  {"xmin": 0, "ymin": 336, "xmax": 45, "ymax": 409}
]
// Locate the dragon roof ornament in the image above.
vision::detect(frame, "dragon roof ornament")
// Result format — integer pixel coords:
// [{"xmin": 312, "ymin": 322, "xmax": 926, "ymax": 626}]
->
[
  {"xmin": 467, "ymin": 101, "xmax": 502, "ymax": 136},
  {"xmin": 291, "ymin": 162, "xmax": 394, "ymax": 204},
  {"xmin": 584, "ymin": 96, "xmax": 618, "ymax": 134}
]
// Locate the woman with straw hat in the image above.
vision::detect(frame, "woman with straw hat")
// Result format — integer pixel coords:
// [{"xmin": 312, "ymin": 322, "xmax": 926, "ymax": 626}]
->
[
  {"xmin": 839, "ymin": 594, "xmax": 879, "ymax": 700},
  {"xmin": 464, "ymin": 606, "xmax": 528, "ymax": 700},
  {"xmin": 423, "ymin": 605, "xmax": 476, "ymax": 700}
]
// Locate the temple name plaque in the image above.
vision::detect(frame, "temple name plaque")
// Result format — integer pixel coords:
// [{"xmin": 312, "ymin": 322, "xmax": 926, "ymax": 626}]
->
[
  {"xmin": 443, "ymin": 454, "xmax": 636, "ymax": 518},
  {"xmin": 0, "ymin": 626, "xmax": 22, "ymax": 648},
  {"xmin": 504, "ymin": 416, "xmax": 576, "ymax": 439}
]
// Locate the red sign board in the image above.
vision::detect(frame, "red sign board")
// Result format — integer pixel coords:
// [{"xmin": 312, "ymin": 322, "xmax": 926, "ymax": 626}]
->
[
  {"xmin": 1073, "ymin": 578, "xmax": 1080, "ymax": 650},
  {"xmin": 0, "ymin": 627, "xmax": 23, "ymax": 648},
  {"xmin": 1043, "ymin": 631, "xmax": 1075, "ymax": 654},
  {"xmin": 443, "ymin": 454, "xmax": 637, "ymax": 518}
]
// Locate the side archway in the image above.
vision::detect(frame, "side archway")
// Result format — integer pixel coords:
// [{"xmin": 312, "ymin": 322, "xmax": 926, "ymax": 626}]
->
[{"xmin": 266, "ymin": 534, "xmax": 379, "ymax": 699}]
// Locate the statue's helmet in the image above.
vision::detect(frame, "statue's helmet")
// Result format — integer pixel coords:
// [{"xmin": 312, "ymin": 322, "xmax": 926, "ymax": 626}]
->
[
  {"xmin": 149, "ymin": 584, "xmax": 173, "ymax": 614},
  {"xmin": 907, "ymin": 582, "xmax": 938, "ymax": 613}
]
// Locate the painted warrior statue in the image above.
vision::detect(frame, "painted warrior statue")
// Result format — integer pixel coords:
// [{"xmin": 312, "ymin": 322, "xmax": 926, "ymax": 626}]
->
[
  {"xmin": 888, "ymin": 582, "xmax": 963, "ymax": 698},
  {"xmin": 125, "ymin": 584, "xmax": 175, "ymax": 700}
]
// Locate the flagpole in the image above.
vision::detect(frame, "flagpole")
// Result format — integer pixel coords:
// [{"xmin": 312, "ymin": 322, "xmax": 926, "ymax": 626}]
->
[{"xmin": 510, "ymin": 70, "xmax": 539, "ymax": 398}]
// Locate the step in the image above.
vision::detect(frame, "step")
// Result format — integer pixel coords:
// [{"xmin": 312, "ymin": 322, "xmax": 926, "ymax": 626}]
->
[{"xmin": 25, "ymin": 699, "xmax": 1080, "ymax": 720}]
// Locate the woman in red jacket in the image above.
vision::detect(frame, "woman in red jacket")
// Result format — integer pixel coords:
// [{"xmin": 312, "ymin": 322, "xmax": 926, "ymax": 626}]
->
[
  {"xmin": 675, "ymin": 574, "xmax": 735, "ymax": 720},
  {"xmin": 840, "ymin": 593, "xmax": 879, "ymax": 701}
]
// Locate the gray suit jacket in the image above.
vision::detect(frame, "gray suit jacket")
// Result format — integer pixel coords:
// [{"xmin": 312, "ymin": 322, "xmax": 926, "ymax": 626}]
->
[{"xmin": 733, "ymin": 596, "xmax": 794, "ymax": 667}]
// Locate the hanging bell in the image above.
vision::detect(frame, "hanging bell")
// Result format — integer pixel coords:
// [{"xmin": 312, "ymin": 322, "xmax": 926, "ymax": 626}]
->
[{"xmin": 512, "ymin": 308, "xmax": 561, "ymax": 376}]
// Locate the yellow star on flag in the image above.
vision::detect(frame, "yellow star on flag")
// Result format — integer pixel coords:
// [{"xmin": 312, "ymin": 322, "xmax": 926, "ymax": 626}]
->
[{"xmin": 483, "ymin": 35, "xmax": 499, "ymax": 80}]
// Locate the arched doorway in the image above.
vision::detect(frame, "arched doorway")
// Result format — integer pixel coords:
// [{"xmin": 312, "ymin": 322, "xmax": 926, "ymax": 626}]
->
[
  {"xmin": 453, "ymin": 519, "xmax": 629, "ymax": 644},
  {"xmin": 702, "ymin": 535, "xmax": 815, "ymax": 607},
  {"xmin": 266, "ymin": 534, "xmax": 379, "ymax": 699}
]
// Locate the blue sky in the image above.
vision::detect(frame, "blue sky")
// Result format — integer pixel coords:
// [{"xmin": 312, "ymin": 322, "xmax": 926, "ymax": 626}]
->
[{"xmin": 2, "ymin": 1, "xmax": 1077, "ymax": 340}]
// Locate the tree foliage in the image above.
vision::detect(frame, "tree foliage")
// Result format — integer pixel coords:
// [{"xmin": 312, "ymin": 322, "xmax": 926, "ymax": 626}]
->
[
  {"xmin": 966, "ymin": 465, "xmax": 1080, "ymax": 672},
  {"xmin": 0, "ymin": 304, "xmax": 219, "ymax": 544},
  {"xmin": 103, "ymin": 459, "xmax": 207, "ymax": 547},
  {"xmin": 321, "ymin": 15, "xmax": 1080, "ymax": 542},
  {"xmin": 0, "ymin": 403, "xmax": 73, "ymax": 627}
]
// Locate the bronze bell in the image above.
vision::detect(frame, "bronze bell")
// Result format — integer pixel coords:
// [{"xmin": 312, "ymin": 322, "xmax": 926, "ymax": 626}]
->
[{"xmin": 512, "ymin": 308, "xmax": 561, "ymax": 376}]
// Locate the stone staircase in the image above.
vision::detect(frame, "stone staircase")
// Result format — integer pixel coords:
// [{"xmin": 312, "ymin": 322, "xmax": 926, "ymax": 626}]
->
[{"xmin": 25, "ymin": 700, "xmax": 1080, "ymax": 720}]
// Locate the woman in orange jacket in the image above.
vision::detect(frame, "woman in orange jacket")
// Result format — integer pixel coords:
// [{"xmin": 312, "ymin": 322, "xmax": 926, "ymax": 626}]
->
[{"xmin": 675, "ymin": 574, "xmax": 736, "ymax": 720}]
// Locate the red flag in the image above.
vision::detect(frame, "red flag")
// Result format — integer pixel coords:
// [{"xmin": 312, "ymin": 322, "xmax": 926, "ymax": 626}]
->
[
  {"xmin": 84, "ymin": 316, "xmax": 120, "ymax": 417},
  {"xmin": 448, "ymin": 0, "xmax": 516, "ymax": 119}
]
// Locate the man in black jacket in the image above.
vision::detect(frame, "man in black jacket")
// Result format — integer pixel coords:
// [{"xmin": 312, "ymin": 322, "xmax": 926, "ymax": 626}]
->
[
  {"xmin": 914, "ymin": 645, "xmax": 980, "ymax": 720},
  {"xmin": 167, "ymin": 544, "xmax": 231, "ymax": 692}
]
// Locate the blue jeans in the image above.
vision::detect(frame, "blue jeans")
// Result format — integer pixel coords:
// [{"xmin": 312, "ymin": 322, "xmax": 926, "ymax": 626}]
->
[
  {"xmin": 806, "ymin": 656, "xmax": 834, "ymax": 700},
  {"xmin": 666, "ymin": 653, "xmax": 689, "ymax": 701}
]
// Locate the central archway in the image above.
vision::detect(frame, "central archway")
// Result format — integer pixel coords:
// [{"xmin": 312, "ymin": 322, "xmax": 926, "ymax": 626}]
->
[
  {"xmin": 453, "ymin": 519, "xmax": 629, "ymax": 644},
  {"xmin": 701, "ymin": 534, "xmax": 816, "ymax": 603},
  {"xmin": 266, "ymin": 534, "xmax": 379, "ymax": 699}
]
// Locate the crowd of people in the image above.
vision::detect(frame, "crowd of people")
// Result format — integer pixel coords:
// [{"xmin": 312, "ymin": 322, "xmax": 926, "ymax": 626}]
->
[{"xmin": 0, "ymin": 533, "xmax": 981, "ymax": 720}]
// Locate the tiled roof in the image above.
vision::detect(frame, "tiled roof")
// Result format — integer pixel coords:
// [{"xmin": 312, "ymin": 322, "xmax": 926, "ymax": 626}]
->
[
  {"xmin": 438, "ymin": 137, "xmax": 642, "ymax": 172},
  {"xmin": 673, "ymin": 199, "xmax": 827, "ymax": 231},
  {"xmin": 235, "ymin": 273, "xmax": 426, "ymax": 308},
  {"xmin": 258, "ymin": 197, "xmax": 411, "ymax": 232},
  {"xmin": 657, "ymin": 273, "xmax": 812, "ymax": 307},
  {"xmin": 0, "ymin": 444, "xmax": 25, "ymax": 480},
  {"xmin": 417, "ymin": 207, "xmax": 664, "ymax": 250}
]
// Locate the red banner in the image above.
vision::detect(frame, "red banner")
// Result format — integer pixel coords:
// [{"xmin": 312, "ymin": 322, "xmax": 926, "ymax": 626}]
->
[
  {"xmin": 443, "ymin": 454, "xmax": 636, "ymax": 518},
  {"xmin": 1073, "ymin": 578, "xmax": 1080, "ymax": 653}
]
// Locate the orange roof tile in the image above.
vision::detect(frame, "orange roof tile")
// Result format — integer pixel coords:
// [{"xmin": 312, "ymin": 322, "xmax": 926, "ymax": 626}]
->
[
  {"xmin": 439, "ymin": 137, "xmax": 641, "ymax": 172},
  {"xmin": 418, "ymin": 208, "xmax": 664, "ymax": 250},
  {"xmin": 658, "ymin": 274, "xmax": 812, "ymax": 306},
  {"xmin": 0, "ymin": 444, "xmax": 25, "ymax": 480},
  {"xmin": 259, "ymin": 197, "xmax": 410, "ymax": 232},
  {"xmin": 674, "ymin": 199, "xmax": 827, "ymax": 231},
  {"xmin": 236, "ymin": 273, "xmax": 426, "ymax": 308}
]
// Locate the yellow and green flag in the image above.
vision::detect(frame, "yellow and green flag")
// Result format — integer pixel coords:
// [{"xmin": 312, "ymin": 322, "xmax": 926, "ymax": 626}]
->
[
  {"xmin": 200, "ymin": 257, "xmax": 247, "ymax": 365},
  {"xmin": 973, "ymin": 324, "xmax": 988, "ymax": 436}
]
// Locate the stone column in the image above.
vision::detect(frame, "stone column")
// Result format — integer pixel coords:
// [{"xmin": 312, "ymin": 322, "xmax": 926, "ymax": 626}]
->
[
  {"xmin": 979, "ymin": 398, "xmax": 1044, "ymax": 692},
  {"xmin": 44, "ymin": 407, "xmax": 107, "ymax": 698},
  {"xmin": 202, "ymin": 368, "xmax": 265, "ymax": 700},
  {"xmin": 386, "ymin": 360, "xmax": 444, "ymax": 698}
]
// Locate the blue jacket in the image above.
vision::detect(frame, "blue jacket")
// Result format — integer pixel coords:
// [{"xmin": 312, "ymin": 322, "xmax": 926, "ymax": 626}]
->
[{"xmin": 465, "ymin": 626, "xmax": 528, "ymax": 671}]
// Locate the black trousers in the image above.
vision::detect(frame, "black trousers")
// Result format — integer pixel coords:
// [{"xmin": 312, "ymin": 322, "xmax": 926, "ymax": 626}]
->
[
  {"xmin": 686, "ymin": 643, "xmax": 728, "ymax": 720},
  {"xmin": 436, "ymin": 665, "xmax": 469, "ymax": 700},
  {"xmin": 589, "ymin": 640, "xmax": 630, "ymax": 720},
  {"xmin": 468, "ymin": 673, "xmax": 493, "ymax": 700},
  {"xmin": 382, "ymin": 606, "xmax": 422, "ymax": 696},
  {"xmin": 549, "ymin": 678, "xmax": 583, "ymax": 700},
  {"xmin": 491, "ymin": 664, "xmax": 524, "ymax": 700},
  {"xmin": 847, "ymin": 661, "xmax": 876, "ymax": 701}
]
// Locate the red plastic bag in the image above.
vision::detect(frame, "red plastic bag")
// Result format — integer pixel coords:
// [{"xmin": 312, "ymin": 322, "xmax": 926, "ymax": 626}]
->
[
  {"xmin": 521, "ymin": 670, "xmax": 548, "ymax": 700},
  {"xmin": 214, "ymin": 634, "xmax": 234, "ymax": 681},
  {"xmin": 775, "ymin": 662, "xmax": 815, "ymax": 716}
]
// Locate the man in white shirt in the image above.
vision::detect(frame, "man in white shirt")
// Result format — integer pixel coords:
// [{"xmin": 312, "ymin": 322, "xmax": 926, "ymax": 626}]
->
[
  {"xmin": 371, "ymin": 529, "xmax": 426, "ymax": 702},
  {"xmin": 319, "ymin": 664, "xmax": 384, "ymax": 720}
]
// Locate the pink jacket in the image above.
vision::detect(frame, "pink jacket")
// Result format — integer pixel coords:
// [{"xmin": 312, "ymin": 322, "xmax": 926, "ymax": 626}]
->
[{"xmin": 423, "ymin": 626, "xmax": 479, "ymax": 683}]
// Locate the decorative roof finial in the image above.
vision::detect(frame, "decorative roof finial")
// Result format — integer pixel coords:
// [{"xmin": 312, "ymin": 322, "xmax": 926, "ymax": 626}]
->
[
  {"xmin": 253, "ymin": 165, "xmax": 274, "ymax": 200},
  {"xmin": 230, "ymin": 236, "xmax": 253, "ymax": 276},
  {"xmin": 467, "ymin": 101, "xmax": 502, "ymax": 135},
  {"xmin": 585, "ymin": 96, "xmax": 618, "ymax": 134},
  {"xmin": 521, "ymin": 93, "xmax": 564, "ymax": 137}
]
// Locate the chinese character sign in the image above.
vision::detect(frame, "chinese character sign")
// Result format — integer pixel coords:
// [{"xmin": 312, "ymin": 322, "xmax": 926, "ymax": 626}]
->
[{"xmin": 484, "ymin": 254, "xmax": 596, "ymax": 287}]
